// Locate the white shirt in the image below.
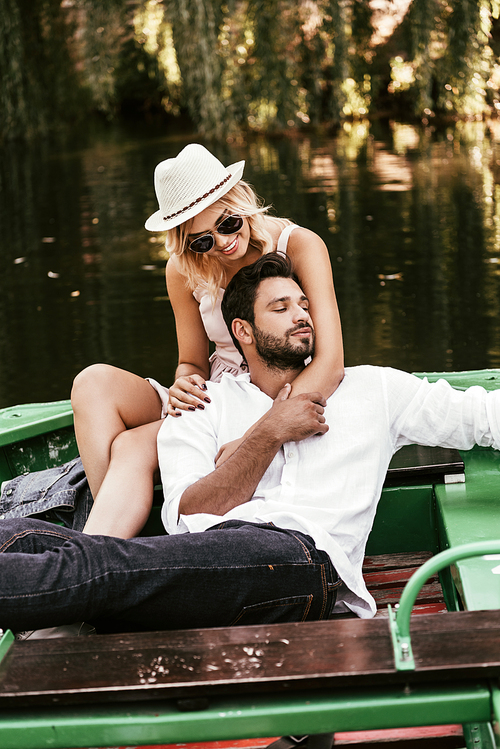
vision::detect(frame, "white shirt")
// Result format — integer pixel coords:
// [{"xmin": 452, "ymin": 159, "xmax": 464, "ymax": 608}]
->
[{"xmin": 158, "ymin": 366, "xmax": 500, "ymax": 618}]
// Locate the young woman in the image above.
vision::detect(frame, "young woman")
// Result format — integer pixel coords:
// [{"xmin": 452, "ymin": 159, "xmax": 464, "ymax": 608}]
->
[{"xmin": 72, "ymin": 143, "xmax": 344, "ymax": 538}]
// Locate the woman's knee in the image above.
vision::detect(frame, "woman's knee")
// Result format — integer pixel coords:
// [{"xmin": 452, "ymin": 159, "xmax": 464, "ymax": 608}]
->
[
  {"xmin": 72, "ymin": 365, "xmax": 161, "ymax": 426},
  {"xmin": 109, "ymin": 425, "xmax": 160, "ymax": 471},
  {"xmin": 71, "ymin": 364, "xmax": 121, "ymax": 411}
]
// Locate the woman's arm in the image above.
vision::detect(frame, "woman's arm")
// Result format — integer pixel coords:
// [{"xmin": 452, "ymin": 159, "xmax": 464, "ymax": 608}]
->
[
  {"xmin": 215, "ymin": 228, "xmax": 343, "ymax": 466},
  {"xmin": 166, "ymin": 258, "xmax": 212, "ymax": 415},
  {"xmin": 286, "ymin": 226, "xmax": 344, "ymax": 398}
]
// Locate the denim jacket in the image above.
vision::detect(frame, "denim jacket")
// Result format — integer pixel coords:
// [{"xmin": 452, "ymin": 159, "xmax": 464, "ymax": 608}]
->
[{"xmin": 0, "ymin": 458, "xmax": 92, "ymax": 531}]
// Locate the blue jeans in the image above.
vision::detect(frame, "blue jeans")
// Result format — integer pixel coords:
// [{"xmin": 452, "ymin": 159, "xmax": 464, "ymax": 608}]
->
[
  {"xmin": 0, "ymin": 518, "xmax": 339, "ymax": 632},
  {"xmin": 0, "ymin": 458, "xmax": 92, "ymax": 531}
]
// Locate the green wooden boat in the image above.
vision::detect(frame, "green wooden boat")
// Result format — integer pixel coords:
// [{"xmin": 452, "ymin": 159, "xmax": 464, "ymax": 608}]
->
[{"xmin": 1, "ymin": 370, "xmax": 500, "ymax": 749}]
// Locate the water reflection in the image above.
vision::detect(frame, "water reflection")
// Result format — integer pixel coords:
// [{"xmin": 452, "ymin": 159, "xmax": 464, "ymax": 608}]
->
[{"xmin": 1, "ymin": 120, "xmax": 500, "ymax": 409}]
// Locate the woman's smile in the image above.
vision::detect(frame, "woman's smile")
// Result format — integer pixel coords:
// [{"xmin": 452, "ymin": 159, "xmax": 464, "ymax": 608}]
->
[{"xmin": 219, "ymin": 236, "xmax": 240, "ymax": 256}]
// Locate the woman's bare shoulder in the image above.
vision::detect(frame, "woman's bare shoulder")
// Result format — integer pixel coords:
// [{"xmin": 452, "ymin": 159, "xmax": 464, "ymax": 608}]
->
[
  {"xmin": 166, "ymin": 254, "xmax": 192, "ymax": 287},
  {"xmin": 165, "ymin": 255, "xmax": 193, "ymax": 300},
  {"xmin": 286, "ymin": 225, "xmax": 329, "ymax": 254},
  {"xmin": 263, "ymin": 215, "xmax": 293, "ymax": 244},
  {"xmin": 166, "ymin": 253, "xmax": 182, "ymax": 277},
  {"xmin": 288, "ymin": 224, "xmax": 323, "ymax": 242}
]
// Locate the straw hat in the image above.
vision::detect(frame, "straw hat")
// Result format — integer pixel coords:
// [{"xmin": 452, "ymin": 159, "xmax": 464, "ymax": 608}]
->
[{"xmin": 145, "ymin": 143, "xmax": 245, "ymax": 231}]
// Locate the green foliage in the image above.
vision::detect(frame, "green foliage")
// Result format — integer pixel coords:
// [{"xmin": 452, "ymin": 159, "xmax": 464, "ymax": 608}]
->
[
  {"xmin": 439, "ymin": 0, "xmax": 493, "ymax": 117},
  {"xmin": 0, "ymin": 0, "xmax": 85, "ymax": 139},
  {"xmin": 246, "ymin": 0, "xmax": 301, "ymax": 129},
  {"xmin": 2, "ymin": 0, "xmax": 500, "ymax": 139},
  {"xmin": 113, "ymin": 36, "xmax": 168, "ymax": 115},
  {"xmin": 166, "ymin": 0, "xmax": 226, "ymax": 135},
  {"xmin": 75, "ymin": 0, "xmax": 130, "ymax": 116},
  {"xmin": 323, "ymin": 0, "xmax": 349, "ymax": 120},
  {"xmin": 389, "ymin": 0, "xmax": 500, "ymax": 120},
  {"xmin": 405, "ymin": 0, "xmax": 437, "ymax": 113}
]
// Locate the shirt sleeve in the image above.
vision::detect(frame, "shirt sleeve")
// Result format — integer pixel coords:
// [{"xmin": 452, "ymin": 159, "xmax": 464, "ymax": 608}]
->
[
  {"xmin": 157, "ymin": 393, "xmax": 220, "ymax": 534},
  {"xmin": 385, "ymin": 368, "xmax": 500, "ymax": 451}
]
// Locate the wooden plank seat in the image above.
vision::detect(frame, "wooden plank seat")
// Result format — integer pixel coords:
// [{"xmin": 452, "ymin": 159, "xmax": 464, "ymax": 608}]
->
[{"xmin": 1, "ymin": 608, "xmax": 500, "ymax": 710}]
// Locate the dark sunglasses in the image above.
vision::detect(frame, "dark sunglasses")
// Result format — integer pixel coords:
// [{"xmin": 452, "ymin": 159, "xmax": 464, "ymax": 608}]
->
[{"xmin": 188, "ymin": 214, "xmax": 244, "ymax": 254}]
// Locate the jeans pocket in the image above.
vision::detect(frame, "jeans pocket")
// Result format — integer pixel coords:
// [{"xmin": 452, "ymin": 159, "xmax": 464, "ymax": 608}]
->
[{"xmin": 230, "ymin": 594, "xmax": 313, "ymax": 626}]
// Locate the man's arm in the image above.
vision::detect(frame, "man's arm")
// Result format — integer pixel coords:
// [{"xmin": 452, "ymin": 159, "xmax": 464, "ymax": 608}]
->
[
  {"xmin": 179, "ymin": 389, "xmax": 329, "ymax": 517},
  {"xmin": 387, "ymin": 367, "xmax": 500, "ymax": 451}
]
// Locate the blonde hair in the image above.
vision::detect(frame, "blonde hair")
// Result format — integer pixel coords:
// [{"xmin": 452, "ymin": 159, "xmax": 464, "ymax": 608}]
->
[{"xmin": 166, "ymin": 181, "xmax": 287, "ymax": 302}]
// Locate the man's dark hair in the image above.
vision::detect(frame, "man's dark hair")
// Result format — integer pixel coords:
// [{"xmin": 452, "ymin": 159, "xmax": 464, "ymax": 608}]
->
[{"xmin": 221, "ymin": 252, "xmax": 298, "ymax": 356}]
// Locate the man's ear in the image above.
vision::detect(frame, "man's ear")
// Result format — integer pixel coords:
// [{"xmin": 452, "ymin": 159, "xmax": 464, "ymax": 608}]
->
[{"xmin": 232, "ymin": 318, "xmax": 253, "ymax": 348}]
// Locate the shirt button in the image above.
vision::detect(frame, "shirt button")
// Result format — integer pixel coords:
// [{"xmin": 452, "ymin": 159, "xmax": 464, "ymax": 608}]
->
[{"xmin": 288, "ymin": 451, "xmax": 295, "ymax": 459}]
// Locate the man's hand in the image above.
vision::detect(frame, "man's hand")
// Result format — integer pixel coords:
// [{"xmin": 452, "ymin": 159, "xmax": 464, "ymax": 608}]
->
[
  {"xmin": 264, "ymin": 385, "xmax": 328, "ymax": 443},
  {"xmin": 214, "ymin": 384, "xmax": 327, "ymax": 468},
  {"xmin": 179, "ymin": 384, "xmax": 328, "ymax": 518},
  {"xmin": 215, "ymin": 436, "xmax": 244, "ymax": 467}
]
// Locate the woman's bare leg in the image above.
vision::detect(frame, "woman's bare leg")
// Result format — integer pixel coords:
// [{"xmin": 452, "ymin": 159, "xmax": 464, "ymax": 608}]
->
[
  {"xmin": 71, "ymin": 364, "xmax": 163, "ymax": 499},
  {"xmin": 82, "ymin": 420, "xmax": 163, "ymax": 538}
]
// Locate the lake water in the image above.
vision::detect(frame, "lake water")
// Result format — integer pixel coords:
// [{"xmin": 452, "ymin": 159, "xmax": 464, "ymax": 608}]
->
[{"xmin": 2, "ymin": 118, "xmax": 500, "ymax": 409}]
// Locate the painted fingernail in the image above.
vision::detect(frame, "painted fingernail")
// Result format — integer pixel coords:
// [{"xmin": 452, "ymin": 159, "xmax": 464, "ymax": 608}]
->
[
  {"xmin": 197, "ymin": 403, "xmax": 205, "ymax": 410},
  {"xmin": 204, "ymin": 397, "xmax": 211, "ymax": 403},
  {"xmin": 202, "ymin": 384, "xmax": 207, "ymax": 390},
  {"xmin": 188, "ymin": 406, "xmax": 196, "ymax": 411}
]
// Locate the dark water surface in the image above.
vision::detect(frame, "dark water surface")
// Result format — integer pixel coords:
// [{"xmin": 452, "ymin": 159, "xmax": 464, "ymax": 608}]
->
[{"xmin": 2, "ymin": 119, "xmax": 500, "ymax": 409}]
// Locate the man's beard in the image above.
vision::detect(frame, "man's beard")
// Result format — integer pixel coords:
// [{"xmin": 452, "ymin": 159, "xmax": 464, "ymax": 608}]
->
[{"xmin": 252, "ymin": 323, "xmax": 315, "ymax": 371}]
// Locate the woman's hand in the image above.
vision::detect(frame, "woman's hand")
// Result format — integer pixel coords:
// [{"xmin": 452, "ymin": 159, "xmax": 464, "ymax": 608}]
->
[{"xmin": 167, "ymin": 375, "xmax": 210, "ymax": 417}]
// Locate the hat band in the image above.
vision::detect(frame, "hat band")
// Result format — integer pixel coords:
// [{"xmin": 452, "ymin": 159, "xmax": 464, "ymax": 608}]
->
[{"xmin": 162, "ymin": 174, "xmax": 232, "ymax": 223}]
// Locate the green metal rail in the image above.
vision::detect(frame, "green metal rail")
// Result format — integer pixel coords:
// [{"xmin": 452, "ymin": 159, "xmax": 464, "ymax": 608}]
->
[
  {"xmin": 0, "ymin": 682, "xmax": 494, "ymax": 749},
  {"xmin": 388, "ymin": 540, "xmax": 500, "ymax": 671}
]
